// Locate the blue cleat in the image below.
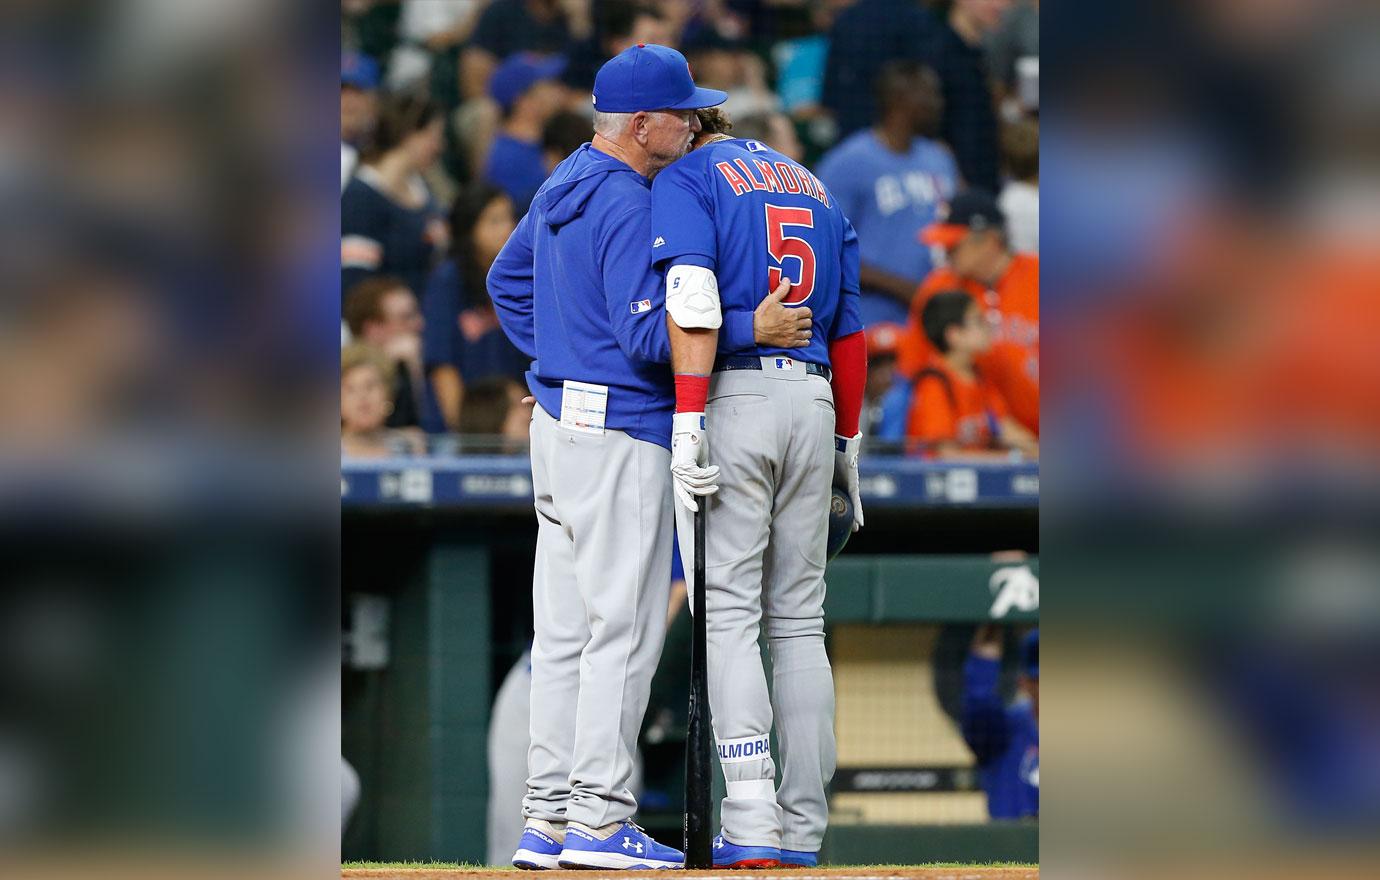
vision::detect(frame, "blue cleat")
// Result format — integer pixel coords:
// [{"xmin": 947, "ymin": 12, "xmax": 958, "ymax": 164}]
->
[
  {"xmin": 780, "ymin": 849, "xmax": 818, "ymax": 868},
  {"xmin": 512, "ymin": 822, "xmax": 564, "ymax": 870},
  {"xmin": 558, "ymin": 821, "xmax": 684, "ymax": 870},
  {"xmin": 713, "ymin": 834, "xmax": 781, "ymax": 869}
]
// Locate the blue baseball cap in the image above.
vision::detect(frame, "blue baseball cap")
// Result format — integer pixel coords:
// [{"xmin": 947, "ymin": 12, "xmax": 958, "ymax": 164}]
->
[
  {"xmin": 490, "ymin": 52, "xmax": 567, "ymax": 112},
  {"xmin": 593, "ymin": 43, "xmax": 727, "ymax": 113},
  {"xmin": 342, "ymin": 50, "xmax": 380, "ymax": 91}
]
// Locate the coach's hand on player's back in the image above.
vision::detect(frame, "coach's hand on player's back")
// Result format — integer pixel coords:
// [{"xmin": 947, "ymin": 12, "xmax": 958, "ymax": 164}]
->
[
  {"xmin": 753, "ymin": 278, "xmax": 812, "ymax": 348},
  {"xmin": 671, "ymin": 412, "xmax": 720, "ymax": 512}
]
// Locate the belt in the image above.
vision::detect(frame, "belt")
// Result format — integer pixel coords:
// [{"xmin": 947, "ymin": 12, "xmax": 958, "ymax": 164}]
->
[{"xmin": 714, "ymin": 355, "xmax": 831, "ymax": 382}]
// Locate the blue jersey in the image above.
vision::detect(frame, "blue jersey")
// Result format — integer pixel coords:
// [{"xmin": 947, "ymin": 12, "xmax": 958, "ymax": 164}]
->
[
  {"xmin": 814, "ymin": 130, "xmax": 959, "ymax": 292},
  {"xmin": 960, "ymin": 654, "xmax": 1039, "ymax": 819},
  {"xmin": 650, "ymin": 138, "xmax": 862, "ymax": 367}
]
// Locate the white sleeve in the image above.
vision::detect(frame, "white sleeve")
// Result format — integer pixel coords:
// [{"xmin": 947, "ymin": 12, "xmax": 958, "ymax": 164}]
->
[{"xmin": 665, "ymin": 263, "xmax": 722, "ymax": 329}]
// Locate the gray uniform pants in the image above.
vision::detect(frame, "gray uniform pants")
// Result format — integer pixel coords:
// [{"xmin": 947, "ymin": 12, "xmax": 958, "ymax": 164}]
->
[
  {"xmin": 673, "ymin": 362, "xmax": 838, "ymax": 852},
  {"xmin": 524, "ymin": 404, "xmax": 673, "ymax": 829}
]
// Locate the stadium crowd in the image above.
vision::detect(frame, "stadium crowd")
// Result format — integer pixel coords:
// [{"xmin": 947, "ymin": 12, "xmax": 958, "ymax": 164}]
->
[{"xmin": 340, "ymin": 0, "xmax": 1039, "ymax": 460}]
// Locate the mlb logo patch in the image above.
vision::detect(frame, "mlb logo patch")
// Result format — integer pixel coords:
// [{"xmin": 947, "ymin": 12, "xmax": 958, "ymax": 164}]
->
[
  {"xmin": 774, "ymin": 357, "xmax": 794, "ymax": 370},
  {"xmin": 746, "ymin": 140, "xmax": 767, "ymax": 152},
  {"xmin": 630, "ymin": 299, "xmax": 652, "ymax": 314}
]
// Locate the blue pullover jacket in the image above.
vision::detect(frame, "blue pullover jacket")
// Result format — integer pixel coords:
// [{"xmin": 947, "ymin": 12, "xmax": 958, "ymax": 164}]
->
[{"xmin": 488, "ymin": 143, "xmax": 758, "ymax": 449}]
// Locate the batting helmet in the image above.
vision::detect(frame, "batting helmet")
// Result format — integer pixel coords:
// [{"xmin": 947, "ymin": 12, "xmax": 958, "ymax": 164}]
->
[{"xmin": 827, "ymin": 487, "xmax": 854, "ymax": 560}]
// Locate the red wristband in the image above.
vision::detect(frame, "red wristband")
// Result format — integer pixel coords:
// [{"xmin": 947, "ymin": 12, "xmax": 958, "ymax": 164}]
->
[{"xmin": 675, "ymin": 373, "xmax": 710, "ymax": 413}]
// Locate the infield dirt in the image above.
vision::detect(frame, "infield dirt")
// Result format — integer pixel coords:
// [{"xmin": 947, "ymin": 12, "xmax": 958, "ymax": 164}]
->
[{"xmin": 343, "ymin": 869, "xmax": 1036, "ymax": 880}]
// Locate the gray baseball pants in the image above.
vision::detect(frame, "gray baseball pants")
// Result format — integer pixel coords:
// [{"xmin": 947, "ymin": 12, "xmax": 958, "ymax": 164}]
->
[
  {"xmin": 674, "ymin": 361, "xmax": 838, "ymax": 852},
  {"xmin": 523, "ymin": 404, "xmax": 674, "ymax": 829}
]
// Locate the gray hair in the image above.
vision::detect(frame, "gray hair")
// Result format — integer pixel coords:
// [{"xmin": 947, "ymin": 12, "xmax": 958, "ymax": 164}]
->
[{"xmin": 592, "ymin": 110, "xmax": 633, "ymax": 138}]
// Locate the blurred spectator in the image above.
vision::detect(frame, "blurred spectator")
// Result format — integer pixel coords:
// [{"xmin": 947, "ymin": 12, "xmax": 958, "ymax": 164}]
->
[
  {"xmin": 461, "ymin": 0, "xmax": 572, "ymax": 101},
  {"xmin": 928, "ymin": 0, "xmax": 1010, "ymax": 192},
  {"xmin": 387, "ymin": 0, "xmax": 487, "ymax": 91},
  {"xmin": 542, "ymin": 111, "xmax": 593, "ymax": 173},
  {"xmin": 683, "ymin": 30, "xmax": 780, "ymax": 120},
  {"xmin": 727, "ymin": 110, "xmax": 804, "ymax": 162},
  {"xmin": 984, "ymin": 0, "xmax": 1038, "ymax": 108},
  {"xmin": 907, "ymin": 291, "xmax": 1036, "ymax": 458},
  {"xmin": 961, "ymin": 625, "xmax": 1038, "ymax": 820},
  {"xmin": 344, "ymin": 277, "xmax": 445, "ymax": 434},
  {"xmin": 484, "ymin": 53, "xmax": 569, "ymax": 213},
  {"xmin": 457, "ymin": 377, "xmax": 533, "ymax": 451},
  {"xmin": 821, "ymin": 0, "xmax": 937, "ymax": 141},
  {"xmin": 998, "ymin": 117, "xmax": 1038, "ymax": 254},
  {"xmin": 770, "ymin": 0, "xmax": 841, "ymax": 122},
  {"xmin": 421, "ymin": 184, "xmax": 526, "ymax": 431},
  {"xmin": 341, "ymin": 344, "xmax": 427, "ymax": 458},
  {"xmin": 900, "ymin": 189, "xmax": 1039, "ymax": 435},
  {"xmin": 341, "ymin": 50, "xmax": 382, "ymax": 192},
  {"xmin": 561, "ymin": 1, "xmax": 671, "ymax": 99},
  {"xmin": 816, "ymin": 60, "xmax": 957, "ymax": 325},
  {"xmin": 862, "ymin": 322, "xmax": 912, "ymax": 443},
  {"xmin": 342, "ymin": 92, "xmax": 450, "ymax": 299}
]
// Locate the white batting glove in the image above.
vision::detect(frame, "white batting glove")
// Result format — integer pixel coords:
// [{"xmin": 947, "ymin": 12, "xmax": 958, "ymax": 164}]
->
[
  {"xmin": 833, "ymin": 433, "xmax": 864, "ymax": 532},
  {"xmin": 671, "ymin": 411, "xmax": 720, "ymax": 512}
]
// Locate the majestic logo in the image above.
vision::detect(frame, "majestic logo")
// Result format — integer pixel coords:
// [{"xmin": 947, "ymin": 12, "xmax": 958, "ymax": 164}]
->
[
  {"xmin": 653, "ymin": 236, "xmax": 666, "ymax": 247},
  {"xmin": 630, "ymin": 299, "xmax": 652, "ymax": 314},
  {"xmin": 988, "ymin": 564, "xmax": 1039, "ymax": 617}
]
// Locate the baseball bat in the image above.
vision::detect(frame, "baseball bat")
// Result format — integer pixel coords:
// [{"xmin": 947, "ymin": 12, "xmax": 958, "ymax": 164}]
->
[{"xmin": 684, "ymin": 495, "xmax": 713, "ymax": 868}]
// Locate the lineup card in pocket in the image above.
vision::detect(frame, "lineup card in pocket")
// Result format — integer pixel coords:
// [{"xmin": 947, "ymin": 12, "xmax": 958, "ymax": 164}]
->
[{"xmin": 559, "ymin": 380, "xmax": 608, "ymax": 435}]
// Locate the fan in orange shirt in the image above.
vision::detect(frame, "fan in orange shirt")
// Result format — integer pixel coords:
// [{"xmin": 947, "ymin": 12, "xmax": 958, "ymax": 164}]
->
[
  {"xmin": 907, "ymin": 291, "xmax": 1038, "ymax": 459},
  {"xmin": 897, "ymin": 190, "xmax": 1039, "ymax": 435}
]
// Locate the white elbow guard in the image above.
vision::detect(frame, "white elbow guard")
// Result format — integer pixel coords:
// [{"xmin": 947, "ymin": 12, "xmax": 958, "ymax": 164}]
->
[{"xmin": 666, "ymin": 264, "xmax": 722, "ymax": 329}]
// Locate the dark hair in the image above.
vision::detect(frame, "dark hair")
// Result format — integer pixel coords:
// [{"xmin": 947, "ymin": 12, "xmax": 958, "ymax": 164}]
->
[
  {"xmin": 695, "ymin": 107, "xmax": 734, "ymax": 136},
  {"xmin": 874, "ymin": 60, "xmax": 938, "ymax": 112},
  {"xmin": 542, "ymin": 111, "xmax": 591, "ymax": 158},
  {"xmin": 344, "ymin": 275, "xmax": 410, "ymax": 336},
  {"xmin": 458, "ymin": 377, "xmax": 518, "ymax": 435},
  {"xmin": 921, "ymin": 290, "xmax": 976, "ymax": 354},
  {"xmin": 1001, "ymin": 118, "xmax": 1039, "ymax": 182},
  {"xmin": 362, "ymin": 90, "xmax": 441, "ymax": 162},
  {"xmin": 449, "ymin": 183, "xmax": 512, "ymax": 309}
]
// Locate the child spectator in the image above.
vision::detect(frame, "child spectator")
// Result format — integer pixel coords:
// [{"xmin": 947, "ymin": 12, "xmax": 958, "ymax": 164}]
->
[
  {"xmin": 962, "ymin": 625, "xmax": 1039, "ymax": 820},
  {"xmin": 901, "ymin": 189, "xmax": 1040, "ymax": 435},
  {"xmin": 341, "ymin": 344, "xmax": 426, "ymax": 458},
  {"xmin": 863, "ymin": 322, "xmax": 910, "ymax": 444},
  {"xmin": 341, "ymin": 91, "xmax": 450, "ymax": 299},
  {"xmin": 483, "ymin": 53, "xmax": 569, "ymax": 214},
  {"xmin": 908, "ymin": 291, "xmax": 1037, "ymax": 459},
  {"xmin": 343, "ymin": 276, "xmax": 445, "ymax": 433},
  {"xmin": 998, "ymin": 117, "xmax": 1039, "ymax": 254},
  {"xmin": 420, "ymin": 184, "xmax": 527, "ymax": 431}
]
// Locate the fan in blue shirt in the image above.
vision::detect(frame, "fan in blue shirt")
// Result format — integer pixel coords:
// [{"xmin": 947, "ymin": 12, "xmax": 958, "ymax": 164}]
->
[
  {"xmin": 815, "ymin": 61, "xmax": 958, "ymax": 327},
  {"xmin": 962, "ymin": 626, "xmax": 1039, "ymax": 820},
  {"xmin": 484, "ymin": 53, "xmax": 568, "ymax": 215}
]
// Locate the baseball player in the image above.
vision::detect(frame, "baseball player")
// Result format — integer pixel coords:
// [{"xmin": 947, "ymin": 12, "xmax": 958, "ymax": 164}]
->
[
  {"xmin": 652, "ymin": 116, "xmax": 867, "ymax": 867},
  {"xmin": 486, "ymin": 44, "xmax": 808, "ymax": 871}
]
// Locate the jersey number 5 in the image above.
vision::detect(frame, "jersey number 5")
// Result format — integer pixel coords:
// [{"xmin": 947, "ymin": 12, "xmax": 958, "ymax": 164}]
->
[{"xmin": 765, "ymin": 204, "xmax": 816, "ymax": 305}]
